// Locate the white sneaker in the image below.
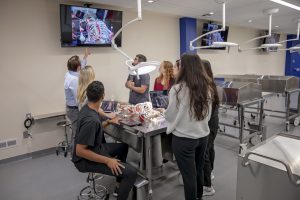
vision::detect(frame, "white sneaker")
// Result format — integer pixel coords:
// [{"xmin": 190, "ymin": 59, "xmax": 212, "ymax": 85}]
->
[
  {"xmin": 203, "ymin": 186, "xmax": 215, "ymax": 196},
  {"xmin": 211, "ymin": 172, "xmax": 215, "ymax": 180}
]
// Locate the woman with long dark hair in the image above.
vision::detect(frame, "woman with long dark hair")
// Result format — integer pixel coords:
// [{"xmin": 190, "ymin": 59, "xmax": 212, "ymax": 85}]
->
[{"xmin": 165, "ymin": 54, "xmax": 216, "ymax": 200}]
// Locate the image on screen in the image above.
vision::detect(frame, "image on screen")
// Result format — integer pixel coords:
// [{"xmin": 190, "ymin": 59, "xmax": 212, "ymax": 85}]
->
[
  {"xmin": 201, "ymin": 23, "xmax": 229, "ymax": 50},
  {"xmin": 60, "ymin": 5, "xmax": 122, "ymax": 47},
  {"xmin": 150, "ymin": 91, "xmax": 169, "ymax": 109}
]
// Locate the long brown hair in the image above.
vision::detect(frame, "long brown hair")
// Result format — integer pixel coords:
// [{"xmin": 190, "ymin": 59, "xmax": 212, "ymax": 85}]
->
[
  {"xmin": 158, "ymin": 61, "xmax": 174, "ymax": 86},
  {"xmin": 202, "ymin": 60, "xmax": 220, "ymax": 107},
  {"xmin": 175, "ymin": 54, "xmax": 214, "ymax": 120}
]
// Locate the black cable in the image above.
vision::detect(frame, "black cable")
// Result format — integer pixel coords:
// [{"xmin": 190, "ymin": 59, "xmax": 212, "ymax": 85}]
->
[{"xmin": 24, "ymin": 118, "xmax": 34, "ymax": 129}]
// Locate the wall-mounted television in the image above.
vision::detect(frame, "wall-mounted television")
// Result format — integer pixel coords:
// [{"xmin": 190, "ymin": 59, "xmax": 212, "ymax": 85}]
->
[
  {"xmin": 201, "ymin": 23, "xmax": 229, "ymax": 50},
  {"xmin": 60, "ymin": 4, "xmax": 123, "ymax": 47},
  {"xmin": 261, "ymin": 32, "xmax": 280, "ymax": 52}
]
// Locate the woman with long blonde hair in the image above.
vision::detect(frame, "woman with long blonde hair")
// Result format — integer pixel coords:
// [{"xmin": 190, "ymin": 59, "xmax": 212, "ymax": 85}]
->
[
  {"xmin": 77, "ymin": 65, "xmax": 95, "ymax": 110},
  {"xmin": 77, "ymin": 65, "xmax": 117, "ymax": 124},
  {"xmin": 154, "ymin": 61, "xmax": 175, "ymax": 91}
]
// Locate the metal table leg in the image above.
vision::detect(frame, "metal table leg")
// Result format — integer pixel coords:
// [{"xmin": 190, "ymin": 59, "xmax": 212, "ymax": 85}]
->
[
  {"xmin": 286, "ymin": 92, "xmax": 291, "ymax": 132},
  {"xmin": 259, "ymin": 100, "xmax": 266, "ymax": 141},
  {"xmin": 238, "ymin": 105, "xmax": 245, "ymax": 144},
  {"xmin": 239, "ymin": 105, "xmax": 246, "ymax": 155},
  {"xmin": 145, "ymin": 135, "xmax": 152, "ymax": 199}
]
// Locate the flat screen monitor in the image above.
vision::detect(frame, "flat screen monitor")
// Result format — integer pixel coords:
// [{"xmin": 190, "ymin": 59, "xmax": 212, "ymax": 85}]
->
[
  {"xmin": 201, "ymin": 23, "xmax": 229, "ymax": 50},
  {"xmin": 262, "ymin": 32, "xmax": 280, "ymax": 52},
  {"xmin": 60, "ymin": 4, "xmax": 122, "ymax": 47},
  {"xmin": 150, "ymin": 91, "xmax": 169, "ymax": 109}
]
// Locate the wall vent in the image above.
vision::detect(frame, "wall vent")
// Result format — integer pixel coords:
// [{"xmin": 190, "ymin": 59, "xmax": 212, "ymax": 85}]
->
[
  {"xmin": 0, "ymin": 141, "xmax": 7, "ymax": 149},
  {"xmin": 7, "ymin": 139, "xmax": 17, "ymax": 147},
  {"xmin": 0, "ymin": 138, "xmax": 18, "ymax": 150}
]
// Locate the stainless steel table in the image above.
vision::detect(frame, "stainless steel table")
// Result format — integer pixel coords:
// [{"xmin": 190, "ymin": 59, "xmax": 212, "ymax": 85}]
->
[
  {"xmin": 237, "ymin": 133, "xmax": 300, "ymax": 200},
  {"xmin": 104, "ymin": 119, "xmax": 167, "ymax": 199}
]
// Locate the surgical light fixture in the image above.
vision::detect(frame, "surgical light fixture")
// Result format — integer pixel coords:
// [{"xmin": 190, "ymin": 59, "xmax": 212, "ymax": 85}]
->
[
  {"xmin": 111, "ymin": 0, "xmax": 160, "ymax": 79},
  {"xmin": 189, "ymin": 0, "xmax": 238, "ymax": 52},
  {"xmin": 270, "ymin": 0, "xmax": 300, "ymax": 11},
  {"xmin": 238, "ymin": 8, "xmax": 280, "ymax": 52}
]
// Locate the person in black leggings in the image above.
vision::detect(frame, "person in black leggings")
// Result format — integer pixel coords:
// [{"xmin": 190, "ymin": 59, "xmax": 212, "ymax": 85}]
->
[
  {"xmin": 165, "ymin": 54, "xmax": 218, "ymax": 200},
  {"xmin": 202, "ymin": 60, "xmax": 220, "ymax": 196}
]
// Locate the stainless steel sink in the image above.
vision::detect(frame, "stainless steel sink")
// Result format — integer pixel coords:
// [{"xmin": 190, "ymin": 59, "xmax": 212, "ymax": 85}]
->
[
  {"xmin": 216, "ymin": 81, "xmax": 262, "ymax": 106},
  {"xmin": 216, "ymin": 75, "xmax": 299, "ymax": 93},
  {"xmin": 259, "ymin": 76, "xmax": 299, "ymax": 93}
]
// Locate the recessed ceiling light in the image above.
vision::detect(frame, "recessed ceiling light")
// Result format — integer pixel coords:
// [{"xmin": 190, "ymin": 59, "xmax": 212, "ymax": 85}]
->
[
  {"xmin": 248, "ymin": 19, "xmax": 253, "ymax": 23},
  {"xmin": 202, "ymin": 12, "xmax": 214, "ymax": 17},
  {"xmin": 275, "ymin": 25, "xmax": 280, "ymax": 28},
  {"xmin": 269, "ymin": 0, "xmax": 300, "ymax": 11},
  {"xmin": 147, "ymin": 0, "xmax": 155, "ymax": 3}
]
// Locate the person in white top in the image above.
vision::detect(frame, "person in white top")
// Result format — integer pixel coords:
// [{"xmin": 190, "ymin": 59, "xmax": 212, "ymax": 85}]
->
[
  {"xmin": 64, "ymin": 48, "xmax": 90, "ymax": 152},
  {"xmin": 165, "ymin": 54, "xmax": 217, "ymax": 200}
]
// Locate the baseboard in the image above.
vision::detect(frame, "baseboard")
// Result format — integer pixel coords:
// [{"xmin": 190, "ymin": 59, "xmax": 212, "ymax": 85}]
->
[{"xmin": 0, "ymin": 147, "xmax": 57, "ymax": 166}]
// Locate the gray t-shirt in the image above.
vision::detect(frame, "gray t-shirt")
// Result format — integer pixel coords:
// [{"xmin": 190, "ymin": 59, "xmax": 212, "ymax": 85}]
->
[{"xmin": 127, "ymin": 74, "xmax": 150, "ymax": 105}]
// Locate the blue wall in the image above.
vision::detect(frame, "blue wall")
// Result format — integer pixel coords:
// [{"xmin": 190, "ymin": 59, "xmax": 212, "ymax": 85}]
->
[
  {"xmin": 180, "ymin": 17, "xmax": 197, "ymax": 55},
  {"xmin": 285, "ymin": 34, "xmax": 300, "ymax": 78}
]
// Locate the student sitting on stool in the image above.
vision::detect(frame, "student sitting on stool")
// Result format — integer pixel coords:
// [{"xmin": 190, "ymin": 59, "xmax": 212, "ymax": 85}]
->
[{"xmin": 72, "ymin": 81, "xmax": 137, "ymax": 200}]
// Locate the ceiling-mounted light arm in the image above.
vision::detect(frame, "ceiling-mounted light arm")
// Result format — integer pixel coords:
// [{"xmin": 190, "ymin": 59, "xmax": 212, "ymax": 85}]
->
[
  {"xmin": 278, "ymin": 22, "xmax": 300, "ymax": 44},
  {"xmin": 289, "ymin": 45, "xmax": 300, "ymax": 52},
  {"xmin": 248, "ymin": 14, "xmax": 272, "ymax": 45},
  {"xmin": 239, "ymin": 8, "xmax": 279, "ymax": 52},
  {"xmin": 111, "ymin": 0, "xmax": 143, "ymax": 61},
  {"xmin": 111, "ymin": 0, "xmax": 160, "ymax": 79},
  {"xmin": 222, "ymin": 1, "xmax": 225, "ymax": 29},
  {"xmin": 190, "ymin": 2, "xmax": 226, "ymax": 51},
  {"xmin": 111, "ymin": 18, "xmax": 139, "ymax": 61},
  {"xmin": 278, "ymin": 44, "xmax": 300, "ymax": 52}
]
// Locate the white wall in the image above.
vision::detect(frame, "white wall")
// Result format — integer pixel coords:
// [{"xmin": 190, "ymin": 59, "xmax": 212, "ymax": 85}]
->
[
  {"xmin": 0, "ymin": 0, "xmax": 286, "ymax": 160},
  {"xmin": 197, "ymin": 20, "xmax": 287, "ymax": 75},
  {"xmin": 0, "ymin": 0, "xmax": 180, "ymax": 160}
]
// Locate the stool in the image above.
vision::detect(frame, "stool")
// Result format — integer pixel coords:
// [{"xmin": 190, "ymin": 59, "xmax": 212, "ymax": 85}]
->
[
  {"xmin": 56, "ymin": 120, "xmax": 71, "ymax": 157},
  {"xmin": 78, "ymin": 173, "xmax": 109, "ymax": 200}
]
